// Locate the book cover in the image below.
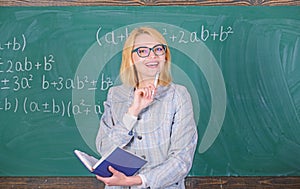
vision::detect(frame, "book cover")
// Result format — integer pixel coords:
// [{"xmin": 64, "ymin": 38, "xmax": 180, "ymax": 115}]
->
[{"xmin": 74, "ymin": 147, "xmax": 147, "ymax": 177}]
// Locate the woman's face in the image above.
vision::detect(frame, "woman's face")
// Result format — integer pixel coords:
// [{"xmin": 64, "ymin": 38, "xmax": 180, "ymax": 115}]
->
[{"xmin": 131, "ymin": 33, "xmax": 166, "ymax": 81}]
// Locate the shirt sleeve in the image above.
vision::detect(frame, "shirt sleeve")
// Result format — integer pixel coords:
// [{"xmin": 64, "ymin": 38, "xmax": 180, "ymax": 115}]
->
[
  {"xmin": 123, "ymin": 113, "xmax": 138, "ymax": 131},
  {"xmin": 141, "ymin": 85, "xmax": 198, "ymax": 188},
  {"xmin": 136, "ymin": 174, "xmax": 147, "ymax": 189}
]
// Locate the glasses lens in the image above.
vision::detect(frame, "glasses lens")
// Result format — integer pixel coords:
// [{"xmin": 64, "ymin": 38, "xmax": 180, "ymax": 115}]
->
[
  {"xmin": 137, "ymin": 47, "xmax": 150, "ymax": 58},
  {"xmin": 153, "ymin": 45, "xmax": 166, "ymax": 56},
  {"xmin": 133, "ymin": 44, "xmax": 166, "ymax": 58}
]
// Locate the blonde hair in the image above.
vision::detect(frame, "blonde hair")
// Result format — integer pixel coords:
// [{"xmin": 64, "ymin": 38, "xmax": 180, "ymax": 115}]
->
[{"xmin": 120, "ymin": 27, "xmax": 172, "ymax": 87}]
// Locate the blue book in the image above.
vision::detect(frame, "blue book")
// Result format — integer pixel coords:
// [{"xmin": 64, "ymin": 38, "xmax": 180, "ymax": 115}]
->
[{"xmin": 74, "ymin": 147, "xmax": 147, "ymax": 177}]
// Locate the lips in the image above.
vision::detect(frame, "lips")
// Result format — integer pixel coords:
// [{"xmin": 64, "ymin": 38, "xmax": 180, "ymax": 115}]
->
[{"xmin": 145, "ymin": 61, "xmax": 159, "ymax": 68}]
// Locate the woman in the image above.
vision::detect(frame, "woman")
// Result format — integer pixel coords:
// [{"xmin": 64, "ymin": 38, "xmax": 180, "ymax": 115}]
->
[{"xmin": 96, "ymin": 27, "xmax": 198, "ymax": 189}]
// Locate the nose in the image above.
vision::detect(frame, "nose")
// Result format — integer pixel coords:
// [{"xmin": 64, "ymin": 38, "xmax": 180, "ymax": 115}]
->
[{"xmin": 148, "ymin": 49, "xmax": 158, "ymax": 58}]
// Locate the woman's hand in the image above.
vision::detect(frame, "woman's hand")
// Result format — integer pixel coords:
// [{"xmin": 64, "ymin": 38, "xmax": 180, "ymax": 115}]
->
[
  {"xmin": 96, "ymin": 166, "xmax": 142, "ymax": 186},
  {"xmin": 128, "ymin": 84, "xmax": 156, "ymax": 116}
]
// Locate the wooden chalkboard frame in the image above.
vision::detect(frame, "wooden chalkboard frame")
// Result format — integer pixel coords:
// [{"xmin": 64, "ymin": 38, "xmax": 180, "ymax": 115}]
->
[
  {"xmin": 0, "ymin": 176, "xmax": 300, "ymax": 188},
  {"xmin": 0, "ymin": 0, "xmax": 300, "ymax": 6},
  {"xmin": 0, "ymin": 0, "xmax": 300, "ymax": 188}
]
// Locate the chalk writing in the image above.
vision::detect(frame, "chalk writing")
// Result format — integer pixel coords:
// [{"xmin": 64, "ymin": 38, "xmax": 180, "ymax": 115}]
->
[
  {"xmin": 0, "ymin": 75, "xmax": 35, "ymax": 91},
  {"xmin": 0, "ymin": 32, "xmax": 114, "ymax": 119},
  {"xmin": 0, "ymin": 55, "xmax": 54, "ymax": 73},
  {"xmin": 12, "ymin": 74, "xmax": 33, "ymax": 91},
  {"xmin": 96, "ymin": 27, "xmax": 129, "ymax": 46},
  {"xmin": 1, "ymin": 74, "xmax": 113, "ymax": 92},
  {"xmin": 164, "ymin": 26, "xmax": 234, "ymax": 43},
  {"xmin": 96, "ymin": 25, "xmax": 234, "ymax": 47},
  {"xmin": 0, "ymin": 34, "xmax": 26, "ymax": 52},
  {"xmin": 41, "ymin": 73, "xmax": 113, "ymax": 91},
  {"xmin": 0, "ymin": 97, "xmax": 104, "ymax": 117}
]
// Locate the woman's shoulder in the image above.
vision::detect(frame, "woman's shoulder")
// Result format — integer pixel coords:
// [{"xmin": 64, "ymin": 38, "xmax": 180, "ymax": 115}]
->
[
  {"xmin": 168, "ymin": 83, "xmax": 193, "ymax": 107},
  {"xmin": 169, "ymin": 83, "xmax": 190, "ymax": 95},
  {"xmin": 158, "ymin": 83, "xmax": 190, "ymax": 101},
  {"xmin": 108, "ymin": 84, "xmax": 131, "ymax": 92},
  {"xmin": 107, "ymin": 84, "xmax": 132, "ymax": 101}
]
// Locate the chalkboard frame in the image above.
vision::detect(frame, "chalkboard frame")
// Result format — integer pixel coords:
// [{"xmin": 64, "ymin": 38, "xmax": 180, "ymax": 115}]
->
[
  {"xmin": 0, "ymin": 0, "xmax": 300, "ymax": 6},
  {"xmin": 1, "ymin": 0, "xmax": 300, "ymax": 188}
]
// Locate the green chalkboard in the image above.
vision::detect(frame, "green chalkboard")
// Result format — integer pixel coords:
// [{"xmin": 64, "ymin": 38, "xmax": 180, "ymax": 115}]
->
[{"xmin": 0, "ymin": 6, "xmax": 300, "ymax": 176}]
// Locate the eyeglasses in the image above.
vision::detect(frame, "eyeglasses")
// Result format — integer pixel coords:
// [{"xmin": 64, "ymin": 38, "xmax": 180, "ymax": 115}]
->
[{"xmin": 132, "ymin": 44, "xmax": 167, "ymax": 58}]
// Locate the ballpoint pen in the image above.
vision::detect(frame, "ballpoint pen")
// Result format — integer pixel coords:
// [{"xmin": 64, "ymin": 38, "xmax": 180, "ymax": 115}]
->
[{"xmin": 152, "ymin": 71, "xmax": 160, "ymax": 97}]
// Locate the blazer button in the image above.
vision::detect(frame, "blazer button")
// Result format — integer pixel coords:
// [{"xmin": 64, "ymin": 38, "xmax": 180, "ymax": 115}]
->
[
  {"xmin": 141, "ymin": 155, "xmax": 146, "ymax": 159},
  {"xmin": 137, "ymin": 135, "xmax": 142, "ymax": 140}
]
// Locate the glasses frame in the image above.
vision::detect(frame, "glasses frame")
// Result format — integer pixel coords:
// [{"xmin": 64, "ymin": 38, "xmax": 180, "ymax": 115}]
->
[{"xmin": 132, "ymin": 44, "xmax": 167, "ymax": 58}]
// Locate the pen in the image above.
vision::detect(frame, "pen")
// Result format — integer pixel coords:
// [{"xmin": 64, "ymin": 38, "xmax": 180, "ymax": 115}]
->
[
  {"xmin": 154, "ymin": 71, "xmax": 160, "ymax": 88},
  {"xmin": 152, "ymin": 71, "xmax": 160, "ymax": 97}
]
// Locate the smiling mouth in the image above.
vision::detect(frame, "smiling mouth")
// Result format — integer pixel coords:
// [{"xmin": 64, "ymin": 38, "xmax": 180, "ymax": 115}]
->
[{"xmin": 145, "ymin": 61, "xmax": 159, "ymax": 68}]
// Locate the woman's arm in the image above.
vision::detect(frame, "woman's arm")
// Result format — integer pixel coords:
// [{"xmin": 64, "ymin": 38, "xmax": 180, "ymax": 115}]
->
[
  {"xmin": 95, "ymin": 87, "xmax": 136, "ymax": 155},
  {"xmin": 95, "ymin": 86, "xmax": 152, "ymax": 187}
]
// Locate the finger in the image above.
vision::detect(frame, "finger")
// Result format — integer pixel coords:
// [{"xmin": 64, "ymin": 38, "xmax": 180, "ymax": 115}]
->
[
  {"xmin": 135, "ymin": 88, "xmax": 145, "ymax": 97},
  {"xmin": 96, "ymin": 175, "xmax": 105, "ymax": 181},
  {"xmin": 96, "ymin": 176, "xmax": 110, "ymax": 186},
  {"xmin": 151, "ymin": 87, "xmax": 157, "ymax": 97},
  {"xmin": 144, "ymin": 87, "xmax": 150, "ymax": 98},
  {"xmin": 147, "ymin": 85, "xmax": 156, "ymax": 98},
  {"xmin": 138, "ymin": 87, "xmax": 148, "ymax": 98},
  {"xmin": 108, "ymin": 166, "xmax": 119, "ymax": 175},
  {"xmin": 135, "ymin": 86, "xmax": 153, "ymax": 98},
  {"xmin": 145, "ymin": 84, "xmax": 154, "ymax": 96},
  {"xmin": 149, "ymin": 83, "xmax": 155, "ymax": 89}
]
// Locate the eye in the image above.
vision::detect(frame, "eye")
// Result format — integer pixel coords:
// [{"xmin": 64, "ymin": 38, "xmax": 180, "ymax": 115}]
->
[
  {"xmin": 154, "ymin": 45, "xmax": 165, "ymax": 55},
  {"xmin": 155, "ymin": 47, "xmax": 163, "ymax": 52},
  {"xmin": 138, "ymin": 48, "xmax": 149, "ymax": 55}
]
